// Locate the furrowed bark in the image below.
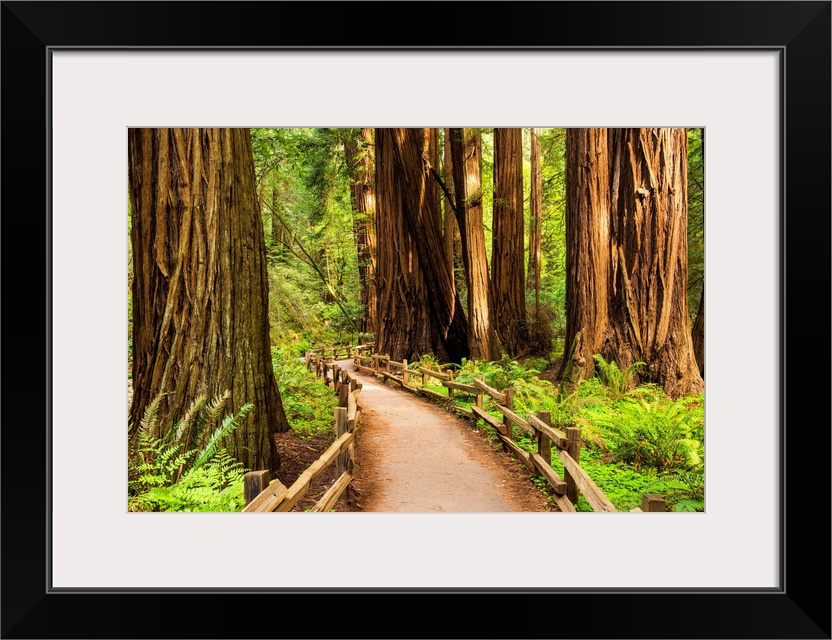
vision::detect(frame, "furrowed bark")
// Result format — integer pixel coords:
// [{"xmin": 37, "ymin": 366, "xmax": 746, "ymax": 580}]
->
[
  {"xmin": 128, "ymin": 128, "xmax": 288, "ymax": 475},
  {"xmin": 492, "ymin": 128, "xmax": 527, "ymax": 356},
  {"xmin": 389, "ymin": 128, "xmax": 469, "ymax": 363}
]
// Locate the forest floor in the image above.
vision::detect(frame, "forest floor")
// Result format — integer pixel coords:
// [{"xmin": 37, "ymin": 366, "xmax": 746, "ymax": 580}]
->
[{"xmin": 276, "ymin": 360, "xmax": 556, "ymax": 513}]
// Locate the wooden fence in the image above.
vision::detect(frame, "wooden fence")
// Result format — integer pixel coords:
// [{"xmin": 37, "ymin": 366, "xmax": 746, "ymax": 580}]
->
[
  {"xmin": 242, "ymin": 357, "xmax": 363, "ymax": 513},
  {"xmin": 349, "ymin": 349, "xmax": 666, "ymax": 513}
]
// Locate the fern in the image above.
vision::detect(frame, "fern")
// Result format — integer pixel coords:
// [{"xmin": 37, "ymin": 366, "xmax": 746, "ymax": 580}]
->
[
  {"xmin": 192, "ymin": 403, "xmax": 252, "ymax": 471},
  {"xmin": 128, "ymin": 389, "xmax": 251, "ymax": 511},
  {"xmin": 174, "ymin": 394, "xmax": 208, "ymax": 445},
  {"xmin": 137, "ymin": 393, "xmax": 164, "ymax": 439},
  {"xmin": 592, "ymin": 354, "xmax": 645, "ymax": 401}
]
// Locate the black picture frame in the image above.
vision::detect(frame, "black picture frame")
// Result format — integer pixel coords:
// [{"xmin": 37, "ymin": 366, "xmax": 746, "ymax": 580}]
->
[{"xmin": 2, "ymin": 2, "xmax": 829, "ymax": 638}]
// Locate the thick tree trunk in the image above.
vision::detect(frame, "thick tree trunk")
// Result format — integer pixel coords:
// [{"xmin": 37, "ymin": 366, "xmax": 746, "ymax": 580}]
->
[
  {"xmin": 389, "ymin": 128, "xmax": 469, "ymax": 362},
  {"xmin": 442, "ymin": 128, "xmax": 461, "ymax": 277},
  {"xmin": 692, "ymin": 288, "xmax": 704, "ymax": 377},
  {"xmin": 373, "ymin": 128, "xmax": 434, "ymax": 361},
  {"xmin": 449, "ymin": 128, "xmax": 500, "ymax": 361},
  {"xmin": 560, "ymin": 128, "xmax": 612, "ymax": 391},
  {"xmin": 128, "ymin": 128, "xmax": 287, "ymax": 475},
  {"xmin": 346, "ymin": 128, "xmax": 378, "ymax": 336},
  {"xmin": 492, "ymin": 128, "xmax": 527, "ymax": 356},
  {"xmin": 606, "ymin": 128, "xmax": 703, "ymax": 398},
  {"xmin": 560, "ymin": 128, "xmax": 703, "ymax": 398},
  {"xmin": 527, "ymin": 127, "xmax": 542, "ymax": 314}
]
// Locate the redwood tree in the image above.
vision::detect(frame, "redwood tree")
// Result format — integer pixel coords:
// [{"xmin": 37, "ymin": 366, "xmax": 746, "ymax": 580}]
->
[
  {"xmin": 527, "ymin": 127, "xmax": 542, "ymax": 312},
  {"xmin": 128, "ymin": 128, "xmax": 288, "ymax": 474},
  {"xmin": 345, "ymin": 128, "xmax": 378, "ymax": 336},
  {"xmin": 389, "ymin": 128, "xmax": 469, "ymax": 362},
  {"xmin": 560, "ymin": 128, "xmax": 612, "ymax": 390},
  {"xmin": 606, "ymin": 128, "xmax": 703, "ymax": 397},
  {"xmin": 492, "ymin": 128, "xmax": 527, "ymax": 355},
  {"xmin": 560, "ymin": 127, "xmax": 703, "ymax": 399},
  {"xmin": 449, "ymin": 128, "xmax": 500, "ymax": 361},
  {"xmin": 442, "ymin": 128, "xmax": 462, "ymax": 278},
  {"xmin": 373, "ymin": 128, "xmax": 435, "ymax": 360}
]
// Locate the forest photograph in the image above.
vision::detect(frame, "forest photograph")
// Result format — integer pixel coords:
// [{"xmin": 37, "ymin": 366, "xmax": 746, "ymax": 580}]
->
[{"xmin": 127, "ymin": 127, "xmax": 705, "ymax": 514}]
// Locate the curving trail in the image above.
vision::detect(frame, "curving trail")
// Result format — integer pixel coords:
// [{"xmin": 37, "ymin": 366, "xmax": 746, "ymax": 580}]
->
[{"xmin": 337, "ymin": 360, "xmax": 553, "ymax": 513}]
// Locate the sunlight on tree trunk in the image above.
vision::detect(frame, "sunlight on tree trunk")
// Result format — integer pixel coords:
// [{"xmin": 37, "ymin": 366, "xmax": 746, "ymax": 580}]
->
[
  {"xmin": 492, "ymin": 128, "xmax": 527, "ymax": 356},
  {"xmin": 449, "ymin": 128, "xmax": 500, "ymax": 361},
  {"xmin": 345, "ymin": 128, "xmax": 378, "ymax": 336}
]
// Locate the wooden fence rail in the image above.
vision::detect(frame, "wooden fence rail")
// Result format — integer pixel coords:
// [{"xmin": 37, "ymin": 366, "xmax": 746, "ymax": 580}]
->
[
  {"xmin": 243, "ymin": 350, "xmax": 364, "ymax": 513},
  {"xmin": 349, "ymin": 348, "xmax": 665, "ymax": 513}
]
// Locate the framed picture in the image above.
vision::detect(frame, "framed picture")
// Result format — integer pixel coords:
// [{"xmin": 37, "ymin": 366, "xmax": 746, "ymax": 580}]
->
[{"xmin": 3, "ymin": 2, "xmax": 829, "ymax": 638}]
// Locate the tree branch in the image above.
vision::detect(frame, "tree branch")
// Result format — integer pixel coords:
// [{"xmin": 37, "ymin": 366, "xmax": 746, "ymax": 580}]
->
[
  {"xmin": 261, "ymin": 198, "xmax": 360, "ymax": 334},
  {"xmin": 423, "ymin": 157, "xmax": 458, "ymax": 217}
]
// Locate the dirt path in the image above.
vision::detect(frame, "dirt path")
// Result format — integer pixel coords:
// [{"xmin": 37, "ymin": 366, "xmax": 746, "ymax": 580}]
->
[{"xmin": 339, "ymin": 360, "xmax": 554, "ymax": 513}]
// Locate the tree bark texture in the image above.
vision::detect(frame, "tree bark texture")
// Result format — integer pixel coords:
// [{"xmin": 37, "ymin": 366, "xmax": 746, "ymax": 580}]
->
[
  {"xmin": 389, "ymin": 128, "xmax": 470, "ymax": 362},
  {"xmin": 128, "ymin": 128, "xmax": 287, "ymax": 475},
  {"xmin": 442, "ymin": 128, "xmax": 462, "ymax": 278},
  {"xmin": 560, "ymin": 128, "xmax": 612, "ymax": 390},
  {"xmin": 345, "ymin": 128, "xmax": 378, "ymax": 336},
  {"xmin": 560, "ymin": 128, "xmax": 704, "ymax": 399},
  {"xmin": 373, "ymin": 128, "xmax": 435, "ymax": 361},
  {"xmin": 606, "ymin": 128, "xmax": 703, "ymax": 398},
  {"xmin": 492, "ymin": 128, "xmax": 527, "ymax": 356},
  {"xmin": 449, "ymin": 128, "xmax": 500, "ymax": 361},
  {"xmin": 527, "ymin": 127, "xmax": 542, "ymax": 313}
]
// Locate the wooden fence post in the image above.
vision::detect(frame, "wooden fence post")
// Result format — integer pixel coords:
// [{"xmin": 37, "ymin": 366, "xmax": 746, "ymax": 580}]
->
[
  {"xmin": 372, "ymin": 354, "xmax": 380, "ymax": 373},
  {"xmin": 244, "ymin": 470, "xmax": 270, "ymax": 506},
  {"xmin": 476, "ymin": 375, "xmax": 484, "ymax": 410},
  {"xmin": 502, "ymin": 387, "xmax": 515, "ymax": 440},
  {"xmin": 447, "ymin": 370, "xmax": 454, "ymax": 401},
  {"xmin": 565, "ymin": 426, "xmax": 582, "ymax": 505},
  {"xmin": 333, "ymin": 365, "xmax": 341, "ymax": 392},
  {"xmin": 402, "ymin": 359, "xmax": 409, "ymax": 385},
  {"xmin": 642, "ymin": 493, "xmax": 666, "ymax": 512},
  {"xmin": 537, "ymin": 411, "xmax": 552, "ymax": 467},
  {"xmin": 339, "ymin": 379, "xmax": 350, "ymax": 407},
  {"xmin": 335, "ymin": 407, "xmax": 348, "ymax": 476}
]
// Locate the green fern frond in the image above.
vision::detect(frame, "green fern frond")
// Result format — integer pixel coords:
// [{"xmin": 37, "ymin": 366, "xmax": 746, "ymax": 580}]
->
[
  {"xmin": 205, "ymin": 390, "xmax": 232, "ymax": 423},
  {"xmin": 139, "ymin": 394, "xmax": 165, "ymax": 438},
  {"xmin": 192, "ymin": 403, "xmax": 253, "ymax": 471},
  {"xmin": 174, "ymin": 394, "xmax": 208, "ymax": 443}
]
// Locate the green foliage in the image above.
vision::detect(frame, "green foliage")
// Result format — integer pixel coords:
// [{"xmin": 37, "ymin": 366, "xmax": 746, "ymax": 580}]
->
[
  {"xmin": 454, "ymin": 356, "xmax": 557, "ymax": 414},
  {"xmin": 128, "ymin": 392, "xmax": 251, "ymax": 512},
  {"xmin": 130, "ymin": 450, "xmax": 247, "ymax": 512},
  {"xmin": 408, "ymin": 353, "xmax": 441, "ymax": 372},
  {"xmin": 272, "ymin": 347, "xmax": 337, "ymax": 439},
  {"xmin": 592, "ymin": 354, "xmax": 646, "ymax": 401},
  {"xmin": 687, "ymin": 127, "xmax": 705, "ymax": 318},
  {"xmin": 602, "ymin": 396, "xmax": 704, "ymax": 473}
]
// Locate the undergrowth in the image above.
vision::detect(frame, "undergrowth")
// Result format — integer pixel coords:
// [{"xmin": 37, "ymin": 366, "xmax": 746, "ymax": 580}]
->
[
  {"xmin": 272, "ymin": 346, "xmax": 337, "ymax": 440},
  {"xmin": 128, "ymin": 391, "xmax": 250, "ymax": 512}
]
